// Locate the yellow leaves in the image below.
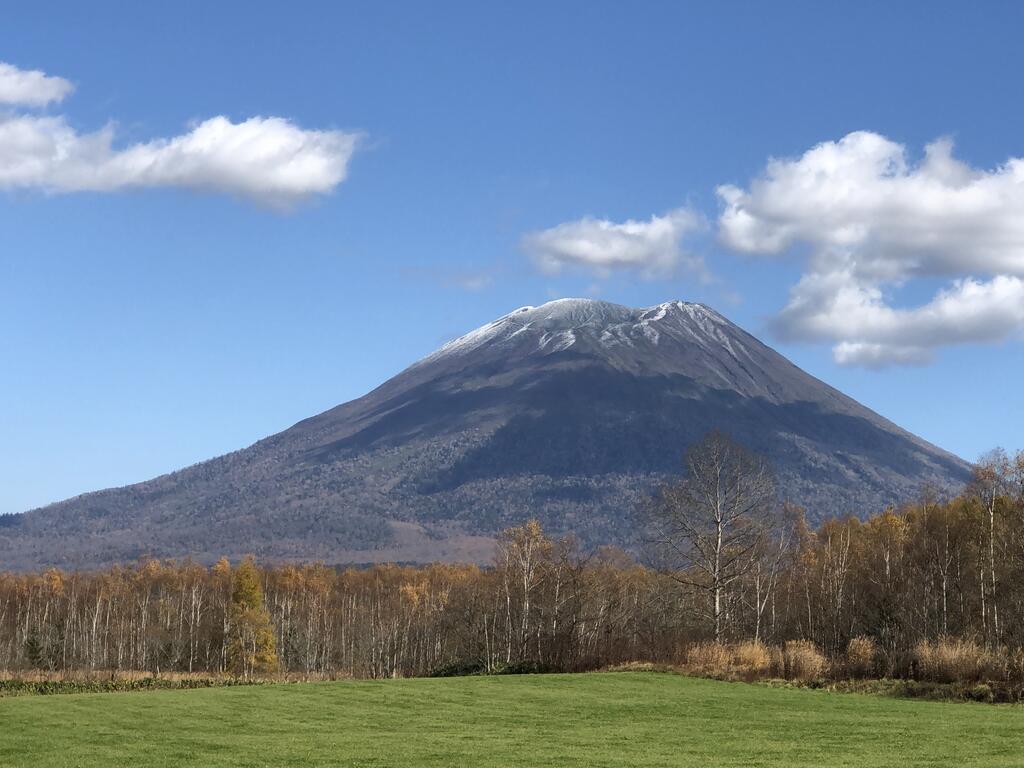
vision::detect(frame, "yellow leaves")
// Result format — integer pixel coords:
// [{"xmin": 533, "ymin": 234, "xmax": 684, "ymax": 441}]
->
[
  {"xmin": 231, "ymin": 557, "xmax": 266, "ymax": 611},
  {"xmin": 42, "ymin": 568, "xmax": 64, "ymax": 595},
  {"xmin": 226, "ymin": 556, "xmax": 279, "ymax": 677},
  {"xmin": 137, "ymin": 558, "xmax": 163, "ymax": 582},
  {"xmin": 866, "ymin": 508, "xmax": 908, "ymax": 540},
  {"xmin": 213, "ymin": 556, "xmax": 231, "ymax": 573},
  {"xmin": 498, "ymin": 519, "xmax": 555, "ymax": 565},
  {"xmin": 398, "ymin": 577, "xmax": 452, "ymax": 612},
  {"xmin": 400, "ymin": 582, "xmax": 427, "ymax": 609}
]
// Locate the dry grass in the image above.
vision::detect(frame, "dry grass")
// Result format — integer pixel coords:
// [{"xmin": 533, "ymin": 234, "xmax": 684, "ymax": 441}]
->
[
  {"xmin": 685, "ymin": 642, "xmax": 731, "ymax": 672},
  {"xmin": 783, "ymin": 640, "xmax": 827, "ymax": 681},
  {"xmin": 601, "ymin": 661, "xmax": 676, "ymax": 674},
  {"xmin": 913, "ymin": 639, "xmax": 998, "ymax": 683},
  {"xmin": 731, "ymin": 641, "xmax": 773, "ymax": 675},
  {"xmin": 683, "ymin": 640, "xmax": 783, "ymax": 679},
  {"xmin": 845, "ymin": 636, "xmax": 879, "ymax": 679},
  {"xmin": 1009, "ymin": 648, "xmax": 1024, "ymax": 682}
]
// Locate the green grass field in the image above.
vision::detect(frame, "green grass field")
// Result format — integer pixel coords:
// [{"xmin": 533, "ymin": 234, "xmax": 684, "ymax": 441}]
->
[{"xmin": 1, "ymin": 672, "xmax": 1021, "ymax": 767}]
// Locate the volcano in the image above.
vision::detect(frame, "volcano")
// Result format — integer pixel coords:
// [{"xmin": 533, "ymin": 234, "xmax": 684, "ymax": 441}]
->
[{"xmin": 0, "ymin": 298, "xmax": 971, "ymax": 570}]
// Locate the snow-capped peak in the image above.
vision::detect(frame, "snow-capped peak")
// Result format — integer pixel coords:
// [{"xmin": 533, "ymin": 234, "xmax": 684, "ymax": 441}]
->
[{"xmin": 412, "ymin": 297, "xmax": 744, "ymax": 370}]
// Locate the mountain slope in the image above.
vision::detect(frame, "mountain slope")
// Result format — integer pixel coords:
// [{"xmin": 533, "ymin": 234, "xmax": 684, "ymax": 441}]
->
[{"xmin": 0, "ymin": 298, "xmax": 971, "ymax": 570}]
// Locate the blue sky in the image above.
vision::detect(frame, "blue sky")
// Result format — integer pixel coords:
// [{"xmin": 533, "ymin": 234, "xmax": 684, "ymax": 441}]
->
[{"xmin": 3, "ymin": 1, "xmax": 1023, "ymax": 514}]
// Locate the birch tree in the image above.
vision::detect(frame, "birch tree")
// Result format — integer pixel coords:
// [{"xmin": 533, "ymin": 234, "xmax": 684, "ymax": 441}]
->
[{"xmin": 646, "ymin": 431, "xmax": 777, "ymax": 641}]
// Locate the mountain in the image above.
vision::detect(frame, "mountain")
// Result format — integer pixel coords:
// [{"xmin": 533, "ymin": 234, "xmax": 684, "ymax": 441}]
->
[{"xmin": 0, "ymin": 298, "xmax": 971, "ymax": 570}]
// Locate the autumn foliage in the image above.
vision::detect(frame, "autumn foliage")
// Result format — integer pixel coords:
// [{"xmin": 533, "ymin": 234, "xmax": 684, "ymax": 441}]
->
[{"xmin": 1, "ymin": 448, "xmax": 1023, "ymax": 692}]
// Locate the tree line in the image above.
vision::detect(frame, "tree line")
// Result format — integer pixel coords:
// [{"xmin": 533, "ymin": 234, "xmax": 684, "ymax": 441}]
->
[{"xmin": 1, "ymin": 435, "xmax": 1023, "ymax": 681}]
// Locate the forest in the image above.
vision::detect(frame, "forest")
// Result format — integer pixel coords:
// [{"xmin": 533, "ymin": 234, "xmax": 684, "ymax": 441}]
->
[{"xmin": 2, "ymin": 438, "xmax": 1023, "ymax": 690}]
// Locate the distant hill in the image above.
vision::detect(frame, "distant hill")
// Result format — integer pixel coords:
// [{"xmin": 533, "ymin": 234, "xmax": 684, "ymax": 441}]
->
[{"xmin": 0, "ymin": 298, "xmax": 971, "ymax": 570}]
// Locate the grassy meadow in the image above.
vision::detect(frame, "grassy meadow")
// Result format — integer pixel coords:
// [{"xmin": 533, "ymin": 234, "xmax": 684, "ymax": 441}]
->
[{"xmin": 1, "ymin": 672, "xmax": 1022, "ymax": 767}]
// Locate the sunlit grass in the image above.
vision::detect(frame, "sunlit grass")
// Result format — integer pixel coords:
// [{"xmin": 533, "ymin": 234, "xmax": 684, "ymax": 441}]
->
[{"xmin": 1, "ymin": 672, "xmax": 1021, "ymax": 767}]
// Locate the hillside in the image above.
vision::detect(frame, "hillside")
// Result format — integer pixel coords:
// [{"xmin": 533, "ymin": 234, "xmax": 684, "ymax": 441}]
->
[{"xmin": 0, "ymin": 298, "xmax": 971, "ymax": 569}]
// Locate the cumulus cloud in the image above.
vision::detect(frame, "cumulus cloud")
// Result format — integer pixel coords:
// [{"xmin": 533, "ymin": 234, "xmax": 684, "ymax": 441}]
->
[
  {"xmin": 523, "ymin": 207, "xmax": 708, "ymax": 279},
  {"xmin": 778, "ymin": 272, "xmax": 1024, "ymax": 368},
  {"xmin": 0, "ymin": 62, "xmax": 73, "ymax": 106},
  {"xmin": 0, "ymin": 114, "xmax": 358, "ymax": 206},
  {"xmin": 0, "ymin": 62, "xmax": 359, "ymax": 207},
  {"xmin": 718, "ymin": 131, "xmax": 1024, "ymax": 367}
]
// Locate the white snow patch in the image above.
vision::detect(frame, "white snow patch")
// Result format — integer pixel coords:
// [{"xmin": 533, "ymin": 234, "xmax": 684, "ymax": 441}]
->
[
  {"xmin": 539, "ymin": 329, "xmax": 577, "ymax": 352},
  {"xmin": 412, "ymin": 297, "xmax": 751, "ymax": 368}
]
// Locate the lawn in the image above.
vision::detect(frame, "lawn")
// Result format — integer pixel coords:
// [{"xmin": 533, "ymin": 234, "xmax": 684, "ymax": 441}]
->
[{"xmin": 0, "ymin": 672, "xmax": 1021, "ymax": 767}]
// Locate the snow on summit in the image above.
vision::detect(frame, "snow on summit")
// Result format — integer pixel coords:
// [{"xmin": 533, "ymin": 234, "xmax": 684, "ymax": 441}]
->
[{"xmin": 421, "ymin": 298, "xmax": 736, "ymax": 367}]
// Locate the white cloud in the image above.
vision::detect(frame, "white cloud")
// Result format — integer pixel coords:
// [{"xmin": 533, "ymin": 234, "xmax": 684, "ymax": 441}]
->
[
  {"xmin": 777, "ymin": 272, "xmax": 1024, "ymax": 368},
  {"xmin": 523, "ymin": 207, "xmax": 708, "ymax": 279},
  {"xmin": 0, "ymin": 114, "xmax": 358, "ymax": 207},
  {"xmin": 0, "ymin": 62, "xmax": 73, "ymax": 106},
  {"xmin": 718, "ymin": 131, "xmax": 1024, "ymax": 367},
  {"xmin": 0, "ymin": 62, "xmax": 359, "ymax": 207}
]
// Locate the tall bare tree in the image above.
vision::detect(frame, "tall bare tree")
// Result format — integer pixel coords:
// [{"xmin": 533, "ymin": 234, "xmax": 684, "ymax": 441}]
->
[
  {"xmin": 646, "ymin": 431, "xmax": 777, "ymax": 641},
  {"xmin": 971, "ymin": 449, "xmax": 1010, "ymax": 643}
]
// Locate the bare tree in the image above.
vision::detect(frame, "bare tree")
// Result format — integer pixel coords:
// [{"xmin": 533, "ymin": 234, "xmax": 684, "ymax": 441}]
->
[
  {"xmin": 497, "ymin": 520, "xmax": 552, "ymax": 664},
  {"xmin": 645, "ymin": 431, "xmax": 777, "ymax": 641},
  {"xmin": 971, "ymin": 449, "xmax": 1010, "ymax": 643}
]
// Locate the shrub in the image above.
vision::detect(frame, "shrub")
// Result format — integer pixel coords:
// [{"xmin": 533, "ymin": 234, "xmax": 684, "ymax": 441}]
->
[
  {"xmin": 845, "ymin": 636, "xmax": 879, "ymax": 678},
  {"xmin": 783, "ymin": 640, "xmax": 827, "ymax": 681},
  {"xmin": 428, "ymin": 659, "xmax": 486, "ymax": 677},
  {"xmin": 966, "ymin": 683, "xmax": 995, "ymax": 703},
  {"xmin": 493, "ymin": 660, "xmax": 557, "ymax": 675},
  {"xmin": 731, "ymin": 641, "xmax": 772, "ymax": 675},
  {"xmin": 1008, "ymin": 648, "xmax": 1024, "ymax": 683},
  {"xmin": 602, "ymin": 661, "xmax": 669, "ymax": 673},
  {"xmin": 914, "ymin": 638, "xmax": 996, "ymax": 683},
  {"xmin": 686, "ymin": 642, "xmax": 731, "ymax": 674},
  {"xmin": 0, "ymin": 676, "xmax": 260, "ymax": 697}
]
